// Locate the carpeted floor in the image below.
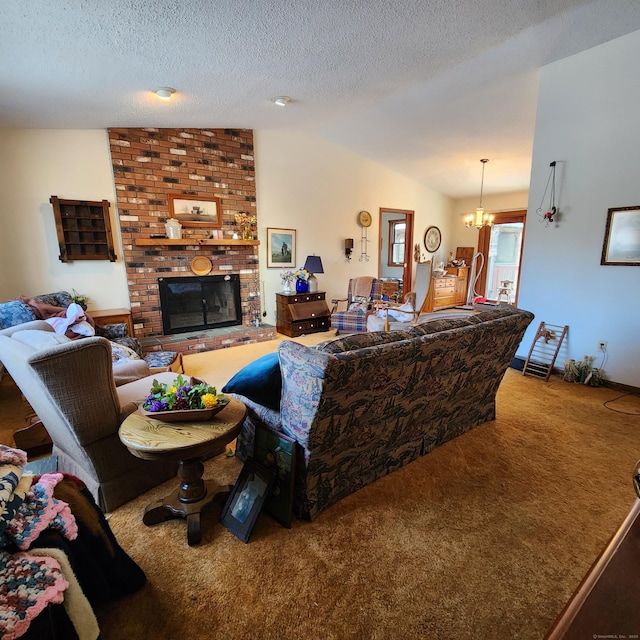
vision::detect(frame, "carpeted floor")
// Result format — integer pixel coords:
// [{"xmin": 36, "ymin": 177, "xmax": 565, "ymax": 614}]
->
[
  {"xmin": 92, "ymin": 345, "xmax": 640, "ymax": 640},
  {"xmin": 2, "ymin": 332, "xmax": 639, "ymax": 639}
]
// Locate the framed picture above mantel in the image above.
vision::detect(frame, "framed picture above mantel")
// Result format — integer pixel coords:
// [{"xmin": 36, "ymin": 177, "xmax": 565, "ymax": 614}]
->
[
  {"xmin": 601, "ymin": 205, "xmax": 640, "ymax": 266},
  {"xmin": 168, "ymin": 193, "xmax": 222, "ymax": 228}
]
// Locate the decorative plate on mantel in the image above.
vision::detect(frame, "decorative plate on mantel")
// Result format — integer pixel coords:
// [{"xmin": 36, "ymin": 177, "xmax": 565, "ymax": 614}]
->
[{"xmin": 191, "ymin": 256, "xmax": 212, "ymax": 276}]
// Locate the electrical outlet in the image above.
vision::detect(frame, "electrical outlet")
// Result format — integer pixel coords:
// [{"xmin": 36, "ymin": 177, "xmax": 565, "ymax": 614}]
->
[{"xmin": 598, "ymin": 341, "xmax": 607, "ymax": 352}]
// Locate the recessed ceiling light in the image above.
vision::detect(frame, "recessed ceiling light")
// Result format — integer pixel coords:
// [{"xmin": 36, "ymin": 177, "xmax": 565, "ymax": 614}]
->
[
  {"xmin": 271, "ymin": 96, "xmax": 291, "ymax": 107},
  {"xmin": 155, "ymin": 87, "xmax": 176, "ymax": 100}
]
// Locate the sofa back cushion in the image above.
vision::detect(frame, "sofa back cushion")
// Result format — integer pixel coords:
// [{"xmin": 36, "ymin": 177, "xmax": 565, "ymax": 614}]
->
[
  {"xmin": 280, "ymin": 307, "xmax": 534, "ymax": 452},
  {"xmin": 315, "ymin": 330, "xmax": 412, "ymax": 354},
  {"xmin": 32, "ymin": 291, "xmax": 74, "ymax": 308},
  {"xmin": 407, "ymin": 316, "xmax": 475, "ymax": 336},
  {"xmin": 0, "ymin": 301, "xmax": 37, "ymax": 330},
  {"xmin": 11, "ymin": 330, "xmax": 71, "ymax": 351},
  {"xmin": 465, "ymin": 304, "xmax": 521, "ymax": 324}
]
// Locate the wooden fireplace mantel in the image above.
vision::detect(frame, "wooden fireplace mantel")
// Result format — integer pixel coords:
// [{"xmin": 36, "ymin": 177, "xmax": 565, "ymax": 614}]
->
[{"xmin": 135, "ymin": 238, "xmax": 259, "ymax": 247}]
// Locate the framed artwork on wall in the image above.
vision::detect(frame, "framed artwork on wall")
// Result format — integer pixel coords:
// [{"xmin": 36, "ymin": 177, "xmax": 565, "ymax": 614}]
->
[
  {"xmin": 267, "ymin": 228, "xmax": 296, "ymax": 268},
  {"xmin": 424, "ymin": 225, "xmax": 442, "ymax": 253},
  {"xmin": 168, "ymin": 193, "xmax": 222, "ymax": 228},
  {"xmin": 601, "ymin": 205, "xmax": 640, "ymax": 266}
]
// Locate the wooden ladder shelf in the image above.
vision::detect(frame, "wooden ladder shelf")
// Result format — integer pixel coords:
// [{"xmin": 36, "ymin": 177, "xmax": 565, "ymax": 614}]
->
[{"xmin": 523, "ymin": 321, "xmax": 568, "ymax": 381}]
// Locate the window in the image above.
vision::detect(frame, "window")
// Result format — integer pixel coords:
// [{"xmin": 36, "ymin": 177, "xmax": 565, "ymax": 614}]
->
[
  {"xmin": 477, "ymin": 210, "xmax": 526, "ymax": 304},
  {"xmin": 388, "ymin": 220, "xmax": 406, "ymax": 267}
]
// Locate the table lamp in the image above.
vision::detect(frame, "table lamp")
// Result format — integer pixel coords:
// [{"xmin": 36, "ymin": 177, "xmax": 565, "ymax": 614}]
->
[{"xmin": 303, "ymin": 255, "xmax": 324, "ymax": 293}]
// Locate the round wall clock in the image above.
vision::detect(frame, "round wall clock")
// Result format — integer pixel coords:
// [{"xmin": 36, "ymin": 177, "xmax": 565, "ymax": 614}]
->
[
  {"xmin": 424, "ymin": 226, "xmax": 442, "ymax": 253},
  {"xmin": 358, "ymin": 210, "xmax": 372, "ymax": 227}
]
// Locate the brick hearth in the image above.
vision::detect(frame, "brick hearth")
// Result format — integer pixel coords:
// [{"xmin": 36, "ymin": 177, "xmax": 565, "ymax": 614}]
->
[{"xmin": 107, "ymin": 127, "xmax": 275, "ymax": 355}]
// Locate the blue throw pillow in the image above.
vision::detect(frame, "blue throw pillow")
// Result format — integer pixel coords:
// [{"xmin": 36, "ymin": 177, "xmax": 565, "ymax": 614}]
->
[{"xmin": 222, "ymin": 352, "xmax": 282, "ymax": 410}]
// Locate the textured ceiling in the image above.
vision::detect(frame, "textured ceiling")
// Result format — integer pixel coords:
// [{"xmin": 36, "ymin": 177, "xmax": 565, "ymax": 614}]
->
[{"xmin": 2, "ymin": 0, "xmax": 640, "ymax": 198}]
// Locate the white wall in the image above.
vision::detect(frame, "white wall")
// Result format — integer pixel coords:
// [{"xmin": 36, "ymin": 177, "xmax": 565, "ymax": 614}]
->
[
  {"xmin": 0, "ymin": 129, "xmax": 129, "ymax": 310},
  {"xmin": 518, "ymin": 30, "xmax": 640, "ymax": 387},
  {"xmin": 450, "ymin": 189, "xmax": 529, "ymax": 258},
  {"xmin": 7, "ymin": 35, "xmax": 636, "ymax": 389},
  {"xmin": 0, "ymin": 128, "xmax": 453, "ymax": 326},
  {"xmin": 253, "ymin": 130, "xmax": 452, "ymax": 323}
]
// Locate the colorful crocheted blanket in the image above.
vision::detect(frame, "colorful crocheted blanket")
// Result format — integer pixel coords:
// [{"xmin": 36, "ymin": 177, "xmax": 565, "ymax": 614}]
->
[{"xmin": 0, "ymin": 445, "xmax": 78, "ymax": 640}]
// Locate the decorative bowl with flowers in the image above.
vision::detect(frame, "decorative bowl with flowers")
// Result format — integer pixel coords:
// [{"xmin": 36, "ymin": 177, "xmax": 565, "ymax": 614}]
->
[{"xmin": 139, "ymin": 374, "xmax": 229, "ymax": 422}]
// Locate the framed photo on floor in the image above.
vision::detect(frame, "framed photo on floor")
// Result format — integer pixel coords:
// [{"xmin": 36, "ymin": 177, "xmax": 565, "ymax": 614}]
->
[
  {"xmin": 267, "ymin": 227, "xmax": 296, "ymax": 268},
  {"xmin": 220, "ymin": 460, "xmax": 276, "ymax": 543},
  {"xmin": 253, "ymin": 423, "xmax": 297, "ymax": 528}
]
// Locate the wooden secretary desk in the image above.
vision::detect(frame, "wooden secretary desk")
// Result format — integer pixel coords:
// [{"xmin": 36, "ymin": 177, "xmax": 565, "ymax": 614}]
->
[{"xmin": 276, "ymin": 292, "xmax": 331, "ymax": 337}]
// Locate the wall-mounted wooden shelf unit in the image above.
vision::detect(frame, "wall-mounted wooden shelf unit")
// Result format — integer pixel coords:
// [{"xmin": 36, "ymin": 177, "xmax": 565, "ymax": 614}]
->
[
  {"xmin": 50, "ymin": 196, "xmax": 117, "ymax": 263},
  {"xmin": 135, "ymin": 238, "xmax": 259, "ymax": 247}
]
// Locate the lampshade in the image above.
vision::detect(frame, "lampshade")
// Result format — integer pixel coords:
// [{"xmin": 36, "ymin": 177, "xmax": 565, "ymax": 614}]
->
[
  {"xmin": 466, "ymin": 207, "xmax": 494, "ymax": 229},
  {"xmin": 304, "ymin": 255, "xmax": 324, "ymax": 274}
]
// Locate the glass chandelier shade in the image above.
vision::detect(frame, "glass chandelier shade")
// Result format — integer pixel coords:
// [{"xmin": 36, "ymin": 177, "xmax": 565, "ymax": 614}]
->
[{"xmin": 465, "ymin": 159, "xmax": 494, "ymax": 229}]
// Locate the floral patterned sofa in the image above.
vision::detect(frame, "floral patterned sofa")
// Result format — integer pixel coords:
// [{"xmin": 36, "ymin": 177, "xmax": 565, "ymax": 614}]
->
[
  {"xmin": 0, "ymin": 291, "xmax": 181, "ymax": 375},
  {"xmin": 232, "ymin": 304, "xmax": 534, "ymax": 521}
]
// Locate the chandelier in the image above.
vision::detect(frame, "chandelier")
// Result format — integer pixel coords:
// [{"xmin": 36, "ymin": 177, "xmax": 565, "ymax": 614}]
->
[{"xmin": 465, "ymin": 159, "xmax": 494, "ymax": 229}]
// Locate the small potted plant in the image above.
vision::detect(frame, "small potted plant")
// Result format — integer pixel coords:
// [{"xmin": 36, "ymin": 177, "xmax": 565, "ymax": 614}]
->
[{"xmin": 72, "ymin": 289, "xmax": 89, "ymax": 311}]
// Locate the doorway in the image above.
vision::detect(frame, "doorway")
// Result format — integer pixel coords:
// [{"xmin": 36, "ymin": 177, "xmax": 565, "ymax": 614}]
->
[
  {"xmin": 378, "ymin": 208, "xmax": 414, "ymax": 300},
  {"xmin": 476, "ymin": 210, "xmax": 526, "ymax": 304}
]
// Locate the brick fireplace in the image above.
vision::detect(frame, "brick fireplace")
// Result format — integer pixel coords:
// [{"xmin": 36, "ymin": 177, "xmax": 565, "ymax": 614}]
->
[{"xmin": 107, "ymin": 127, "xmax": 275, "ymax": 355}]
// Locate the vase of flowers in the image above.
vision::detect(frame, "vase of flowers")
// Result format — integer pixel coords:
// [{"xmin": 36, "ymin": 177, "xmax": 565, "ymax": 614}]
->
[
  {"xmin": 234, "ymin": 212, "xmax": 257, "ymax": 240},
  {"xmin": 280, "ymin": 269, "xmax": 295, "ymax": 293},
  {"xmin": 295, "ymin": 267, "xmax": 310, "ymax": 293}
]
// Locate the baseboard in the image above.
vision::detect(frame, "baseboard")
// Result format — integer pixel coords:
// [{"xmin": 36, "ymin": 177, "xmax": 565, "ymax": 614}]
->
[
  {"xmin": 510, "ymin": 356, "xmax": 640, "ymax": 394},
  {"xmin": 602, "ymin": 379, "xmax": 640, "ymax": 394}
]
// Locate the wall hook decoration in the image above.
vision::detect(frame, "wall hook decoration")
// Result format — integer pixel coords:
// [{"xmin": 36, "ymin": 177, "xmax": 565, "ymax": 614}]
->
[
  {"xmin": 537, "ymin": 161, "xmax": 558, "ymax": 227},
  {"xmin": 357, "ymin": 211, "xmax": 371, "ymax": 262}
]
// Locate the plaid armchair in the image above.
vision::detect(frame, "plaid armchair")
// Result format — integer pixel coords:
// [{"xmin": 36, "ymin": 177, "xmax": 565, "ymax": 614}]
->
[{"xmin": 330, "ymin": 277, "xmax": 382, "ymax": 334}]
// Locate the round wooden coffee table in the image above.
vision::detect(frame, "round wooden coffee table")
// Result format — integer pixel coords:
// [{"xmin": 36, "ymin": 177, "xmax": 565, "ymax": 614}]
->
[{"xmin": 118, "ymin": 398, "xmax": 246, "ymax": 546}]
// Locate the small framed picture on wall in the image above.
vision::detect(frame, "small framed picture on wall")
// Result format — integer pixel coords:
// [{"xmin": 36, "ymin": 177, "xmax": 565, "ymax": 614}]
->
[{"xmin": 267, "ymin": 228, "xmax": 296, "ymax": 268}]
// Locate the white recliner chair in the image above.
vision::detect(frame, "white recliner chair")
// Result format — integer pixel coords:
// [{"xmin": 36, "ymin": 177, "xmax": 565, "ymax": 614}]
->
[{"xmin": 0, "ymin": 321, "xmax": 178, "ymax": 511}]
